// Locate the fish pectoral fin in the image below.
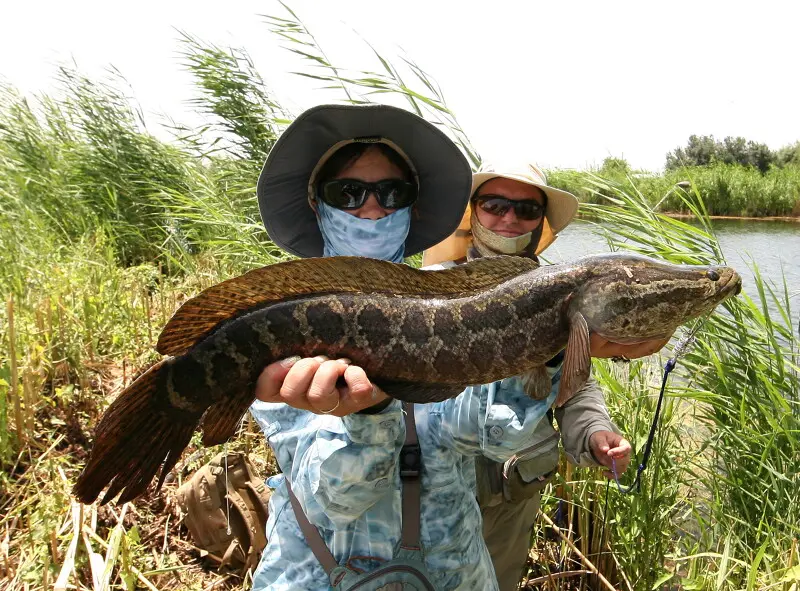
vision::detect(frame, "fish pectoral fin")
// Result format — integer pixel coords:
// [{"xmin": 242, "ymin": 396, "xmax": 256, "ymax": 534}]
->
[
  {"xmin": 519, "ymin": 365, "xmax": 552, "ymax": 400},
  {"xmin": 555, "ymin": 311, "xmax": 592, "ymax": 408},
  {"xmin": 201, "ymin": 388, "xmax": 258, "ymax": 446},
  {"xmin": 374, "ymin": 380, "xmax": 467, "ymax": 404}
]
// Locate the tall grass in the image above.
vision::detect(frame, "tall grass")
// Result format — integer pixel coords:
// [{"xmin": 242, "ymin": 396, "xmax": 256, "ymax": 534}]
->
[
  {"xmin": 0, "ymin": 71, "xmax": 196, "ymax": 269},
  {"xmin": 176, "ymin": 32, "xmax": 289, "ymax": 163},
  {"xmin": 533, "ymin": 358, "xmax": 689, "ymax": 590},
  {"xmin": 548, "ymin": 162, "xmax": 800, "ymax": 217},
  {"xmin": 574, "ymin": 178, "xmax": 800, "ymax": 589},
  {"xmin": 263, "ymin": 2, "xmax": 482, "ymax": 169},
  {"xmin": 1, "ymin": 3, "xmax": 799, "ymax": 590}
]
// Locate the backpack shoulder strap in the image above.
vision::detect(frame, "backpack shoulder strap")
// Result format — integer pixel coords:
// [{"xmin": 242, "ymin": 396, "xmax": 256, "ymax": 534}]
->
[
  {"xmin": 399, "ymin": 403, "xmax": 421, "ymax": 550},
  {"xmin": 286, "ymin": 402, "xmax": 422, "ymax": 574},
  {"xmin": 286, "ymin": 479, "xmax": 340, "ymax": 574}
]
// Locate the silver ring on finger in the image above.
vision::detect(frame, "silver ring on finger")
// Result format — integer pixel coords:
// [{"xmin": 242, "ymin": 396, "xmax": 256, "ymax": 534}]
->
[{"xmin": 318, "ymin": 397, "xmax": 341, "ymax": 415}]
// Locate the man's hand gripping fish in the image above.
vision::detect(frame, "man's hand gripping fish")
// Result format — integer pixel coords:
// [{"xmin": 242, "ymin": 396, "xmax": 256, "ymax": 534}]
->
[{"xmin": 73, "ymin": 253, "xmax": 741, "ymax": 504}]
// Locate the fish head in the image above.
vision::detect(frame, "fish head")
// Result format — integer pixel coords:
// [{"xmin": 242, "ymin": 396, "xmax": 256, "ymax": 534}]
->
[{"xmin": 571, "ymin": 253, "xmax": 741, "ymax": 345}]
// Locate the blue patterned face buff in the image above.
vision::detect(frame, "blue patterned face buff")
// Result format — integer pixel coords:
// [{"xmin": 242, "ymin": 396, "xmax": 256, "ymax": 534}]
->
[{"xmin": 316, "ymin": 199, "xmax": 411, "ymax": 262}]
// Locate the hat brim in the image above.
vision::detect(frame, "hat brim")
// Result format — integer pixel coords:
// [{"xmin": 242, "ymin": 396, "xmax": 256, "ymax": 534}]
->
[
  {"xmin": 470, "ymin": 172, "xmax": 578, "ymax": 234},
  {"xmin": 421, "ymin": 171, "xmax": 579, "ymax": 267},
  {"xmin": 257, "ymin": 104, "xmax": 472, "ymax": 258}
]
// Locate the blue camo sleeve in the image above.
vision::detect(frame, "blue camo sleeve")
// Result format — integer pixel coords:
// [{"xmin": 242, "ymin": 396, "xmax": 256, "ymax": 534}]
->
[
  {"xmin": 427, "ymin": 376, "xmax": 557, "ymax": 462},
  {"xmin": 250, "ymin": 399, "xmax": 405, "ymax": 529}
]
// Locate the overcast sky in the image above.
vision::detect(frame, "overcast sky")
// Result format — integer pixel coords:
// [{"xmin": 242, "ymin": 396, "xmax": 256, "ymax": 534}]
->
[{"xmin": 2, "ymin": 0, "xmax": 798, "ymax": 171}]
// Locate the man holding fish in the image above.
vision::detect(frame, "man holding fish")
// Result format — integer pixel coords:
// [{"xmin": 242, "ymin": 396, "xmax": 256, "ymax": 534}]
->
[{"xmin": 248, "ymin": 103, "xmax": 554, "ymax": 589}]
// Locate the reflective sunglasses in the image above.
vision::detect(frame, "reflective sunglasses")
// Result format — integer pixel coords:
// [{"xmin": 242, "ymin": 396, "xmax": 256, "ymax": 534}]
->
[
  {"xmin": 318, "ymin": 179, "xmax": 418, "ymax": 210},
  {"xmin": 474, "ymin": 194, "xmax": 546, "ymax": 221}
]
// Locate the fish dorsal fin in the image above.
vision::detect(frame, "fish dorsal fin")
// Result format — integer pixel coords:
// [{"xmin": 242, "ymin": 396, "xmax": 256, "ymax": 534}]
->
[{"xmin": 157, "ymin": 255, "xmax": 538, "ymax": 356}]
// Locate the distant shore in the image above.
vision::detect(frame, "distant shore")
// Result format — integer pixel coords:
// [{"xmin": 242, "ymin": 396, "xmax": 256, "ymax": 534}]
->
[
  {"xmin": 578, "ymin": 212, "xmax": 800, "ymax": 223},
  {"xmin": 663, "ymin": 213, "xmax": 800, "ymax": 222}
]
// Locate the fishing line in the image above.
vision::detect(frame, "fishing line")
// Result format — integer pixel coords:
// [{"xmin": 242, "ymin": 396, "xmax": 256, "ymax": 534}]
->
[
  {"xmin": 581, "ymin": 313, "xmax": 712, "ymax": 591},
  {"xmin": 592, "ymin": 320, "xmax": 707, "ymax": 581},
  {"xmin": 610, "ymin": 358, "xmax": 672, "ymax": 494},
  {"xmin": 224, "ymin": 442, "xmax": 232, "ymax": 536},
  {"xmin": 610, "ymin": 318, "xmax": 706, "ymax": 494}
]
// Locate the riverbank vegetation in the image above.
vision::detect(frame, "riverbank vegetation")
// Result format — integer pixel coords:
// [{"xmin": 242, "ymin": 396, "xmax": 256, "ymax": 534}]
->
[
  {"xmin": 548, "ymin": 156, "xmax": 800, "ymax": 218},
  {"xmin": 2, "ymin": 5, "xmax": 798, "ymax": 590}
]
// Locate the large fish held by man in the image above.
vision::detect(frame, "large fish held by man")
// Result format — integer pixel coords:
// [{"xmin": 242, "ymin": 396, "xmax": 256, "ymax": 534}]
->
[{"xmin": 73, "ymin": 253, "xmax": 741, "ymax": 504}]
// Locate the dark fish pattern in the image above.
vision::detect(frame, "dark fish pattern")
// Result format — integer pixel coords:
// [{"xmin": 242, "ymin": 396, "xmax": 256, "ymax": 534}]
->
[{"xmin": 73, "ymin": 253, "xmax": 741, "ymax": 504}]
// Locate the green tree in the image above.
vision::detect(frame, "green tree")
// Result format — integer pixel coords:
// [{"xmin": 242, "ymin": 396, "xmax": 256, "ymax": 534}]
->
[
  {"xmin": 667, "ymin": 134, "xmax": 776, "ymax": 173},
  {"xmin": 666, "ymin": 134, "xmax": 717, "ymax": 169},
  {"xmin": 599, "ymin": 156, "xmax": 631, "ymax": 177},
  {"xmin": 775, "ymin": 141, "xmax": 800, "ymax": 167},
  {"xmin": 745, "ymin": 140, "xmax": 774, "ymax": 173},
  {"xmin": 718, "ymin": 136, "xmax": 773, "ymax": 173}
]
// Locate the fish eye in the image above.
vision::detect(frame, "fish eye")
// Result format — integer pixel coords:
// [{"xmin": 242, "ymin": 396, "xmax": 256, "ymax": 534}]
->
[{"xmin": 707, "ymin": 270, "xmax": 720, "ymax": 281}]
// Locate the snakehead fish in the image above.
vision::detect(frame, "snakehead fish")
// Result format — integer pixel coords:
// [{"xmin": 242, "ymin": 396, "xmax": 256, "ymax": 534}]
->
[{"xmin": 73, "ymin": 253, "xmax": 741, "ymax": 504}]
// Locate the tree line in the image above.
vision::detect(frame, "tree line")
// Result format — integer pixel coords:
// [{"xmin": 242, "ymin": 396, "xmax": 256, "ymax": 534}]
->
[{"xmin": 666, "ymin": 135, "xmax": 800, "ymax": 173}]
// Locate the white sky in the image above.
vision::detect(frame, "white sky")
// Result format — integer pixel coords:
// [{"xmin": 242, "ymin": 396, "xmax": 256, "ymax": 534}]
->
[{"xmin": 2, "ymin": 0, "xmax": 798, "ymax": 171}]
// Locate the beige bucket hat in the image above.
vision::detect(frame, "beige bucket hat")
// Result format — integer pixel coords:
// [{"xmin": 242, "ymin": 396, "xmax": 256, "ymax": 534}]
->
[{"xmin": 422, "ymin": 162, "xmax": 579, "ymax": 266}]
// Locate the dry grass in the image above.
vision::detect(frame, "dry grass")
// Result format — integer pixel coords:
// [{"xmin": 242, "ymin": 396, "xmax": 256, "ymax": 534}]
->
[{"xmin": 1, "ymin": 355, "xmax": 276, "ymax": 591}]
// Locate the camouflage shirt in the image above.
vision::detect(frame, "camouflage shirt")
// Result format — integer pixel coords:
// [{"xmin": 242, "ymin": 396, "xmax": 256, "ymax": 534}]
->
[{"xmin": 249, "ymin": 368, "xmax": 560, "ymax": 591}]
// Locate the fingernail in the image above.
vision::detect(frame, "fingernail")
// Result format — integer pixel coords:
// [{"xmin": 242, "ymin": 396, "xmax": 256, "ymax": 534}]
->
[
  {"xmin": 314, "ymin": 355, "xmax": 329, "ymax": 363},
  {"xmin": 337, "ymin": 358, "xmax": 352, "ymax": 366},
  {"xmin": 280, "ymin": 356, "xmax": 301, "ymax": 368}
]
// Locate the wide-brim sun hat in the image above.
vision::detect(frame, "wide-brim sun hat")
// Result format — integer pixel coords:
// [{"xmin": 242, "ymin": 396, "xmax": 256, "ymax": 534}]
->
[
  {"xmin": 257, "ymin": 103, "xmax": 472, "ymax": 258},
  {"xmin": 422, "ymin": 162, "xmax": 579, "ymax": 266}
]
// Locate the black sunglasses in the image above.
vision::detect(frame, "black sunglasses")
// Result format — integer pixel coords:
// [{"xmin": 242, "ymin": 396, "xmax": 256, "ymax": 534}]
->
[
  {"xmin": 318, "ymin": 179, "xmax": 418, "ymax": 210},
  {"xmin": 474, "ymin": 194, "xmax": 546, "ymax": 221}
]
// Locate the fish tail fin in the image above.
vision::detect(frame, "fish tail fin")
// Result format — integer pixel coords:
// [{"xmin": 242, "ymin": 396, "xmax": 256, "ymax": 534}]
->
[
  {"xmin": 73, "ymin": 360, "xmax": 199, "ymax": 505},
  {"xmin": 201, "ymin": 388, "xmax": 258, "ymax": 446}
]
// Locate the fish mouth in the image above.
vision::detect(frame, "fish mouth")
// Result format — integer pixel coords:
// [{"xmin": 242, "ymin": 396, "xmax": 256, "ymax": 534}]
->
[{"xmin": 715, "ymin": 269, "xmax": 743, "ymax": 297}]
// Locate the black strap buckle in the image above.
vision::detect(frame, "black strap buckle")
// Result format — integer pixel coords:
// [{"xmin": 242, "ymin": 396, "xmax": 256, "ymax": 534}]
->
[{"xmin": 399, "ymin": 444, "xmax": 421, "ymax": 479}]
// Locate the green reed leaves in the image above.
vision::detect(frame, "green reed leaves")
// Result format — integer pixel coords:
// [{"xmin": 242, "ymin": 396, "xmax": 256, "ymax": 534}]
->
[{"xmin": 1, "ymin": 5, "xmax": 798, "ymax": 589}]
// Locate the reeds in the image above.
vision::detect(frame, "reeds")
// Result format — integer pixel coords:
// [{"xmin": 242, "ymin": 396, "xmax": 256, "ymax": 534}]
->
[
  {"xmin": 1, "ymin": 4, "xmax": 798, "ymax": 589},
  {"xmin": 563, "ymin": 178, "xmax": 800, "ymax": 589},
  {"xmin": 548, "ymin": 162, "xmax": 800, "ymax": 217}
]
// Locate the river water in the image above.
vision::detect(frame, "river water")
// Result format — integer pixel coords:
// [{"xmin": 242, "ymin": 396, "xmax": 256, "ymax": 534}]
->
[{"xmin": 544, "ymin": 218, "xmax": 800, "ymax": 330}]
